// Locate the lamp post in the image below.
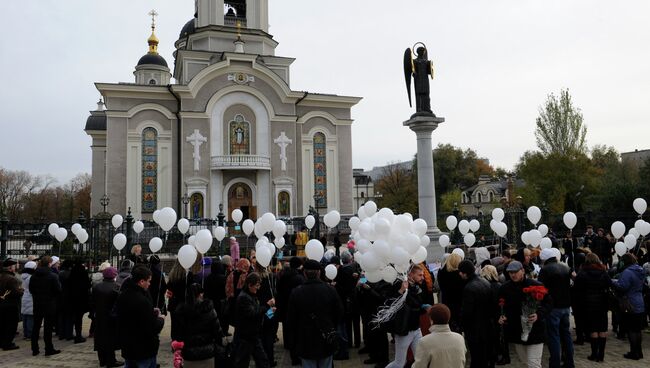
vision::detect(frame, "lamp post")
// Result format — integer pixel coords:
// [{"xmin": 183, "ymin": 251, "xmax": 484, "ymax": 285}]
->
[
  {"xmin": 100, "ymin": 194, "xmax": 110, "ymax": 214},
  {"xmin": 181, "ymin": 193, "xmax": 190, "ymax": 218},
  {"xmin": 217, "ymin": 203, "xmax": 225, "ymax": 227}
]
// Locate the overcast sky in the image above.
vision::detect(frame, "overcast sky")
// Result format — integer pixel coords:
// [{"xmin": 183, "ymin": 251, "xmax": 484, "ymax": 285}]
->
[{"xmin": 1, "ymin": 0, "xmax": 649, "ymax": 184}]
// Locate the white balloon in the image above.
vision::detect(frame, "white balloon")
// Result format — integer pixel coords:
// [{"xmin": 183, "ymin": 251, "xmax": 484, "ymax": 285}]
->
[
  {"xmin": 381, "ymin": 266, "xmax": 398, "ymax": 283},
  {"xmin": 641, "ymin": 221, "xmax": 650, "ymax": 236},
  {"xmin": 633, "ymin": 198, "xmax": 647, "ymax": 215},
  {"xmin": 439, "ymin": 234, "xmax": 450, "ymax": 247},
  {"xmin": 324, "ymin": 210, "xmax": 341, "ymax": 228},
  {"xmin": 611, "ymin": 221, "xmax": 626, "ymax": 239},
  {"xmin": 458, "ymin": 220, "xmax": 470, "ymax": 235},
  {"xmin": 111, "ymin": 214, "xmax": 123, "ymax": 229},
  {"xmin": 538, "ymin": 224, "xmax": 549, "ymax": 237},
  {"xmin": 77, "ymin": 229, "xmax": 89, "ymax": 244},
  {"xmin": 177, "ymin": 218, "xmax": 190, "ymax": 234},
  {"xmin": 364, "ymin": 201, "xmax": 378, "ymax": 216},
  {"xmin": 188, "ymin": 235, "xmax": 196, "ymax": 246},
  {"xmin": 48, "ymin": 223, "xmax": 59, "ymax": 236},
  {"xmin": 363, "ymin": 251, "xmax": 382, "ymax": 271},
  {"xmin": 159, "ymin": 207, "xmax": 177, "ymax": 232},
  {"xmin": 526, "ymin": 206, "xmax": 542, "ymax": 225},
  {"xmin": 563, "ymin": 212, "xmax": 577, "ymax": 229},
  {"xmin": 372, "ymin": 240, "xmax": 391, "ymax": 262},
  {"xmin": 261, "ymin": 213, "xmax": 276, "ymax": 233},
  {"xmin": 195, "ymin": 229, "xmax": 213, "ymax": 254},
  {"xmin": 213, "ymin": 226, "xmax": 226, "ymax": 241},
  {"xmin": 469, "ymin": 219, "xmax": 480, "ymax": 233},
  {"xmin": 272, "ymin": 220, "xmax": 287, "ymax": 238},
  {"xmin": 489, "ymin": 219, "xmax": 498, "ymax": 232},
  {"xmin": 359, "ymin": 221, "xmax": 374, "ymax": 240},
  {"xmin": 528, "ymin": 229, "xmax": 542, "ymax": 247},
  {"xmin": 394, "ymin": 262, "xmax": 410, "ymax": 274},
  {"xmin": 624, "ymin": 234, "xmax": 637, "ymax": 250},
  {"xmin": 256, "ymin": 246, "xmax": 272, "ymax": 268},
  {"xmin": 452, "ymin": 248, "xmax": 465, "ymax": 259},
  {"xmin": 374, "ymin": 218, "xmax": 391, "ymax": 237},
  {"xmin": 149, "ymin": 237, "xmax": 163, "ymax": 253},
  {"xmin": 464, "ymin": 233, "xmax": 476, "ymax": 247},
  {"xmin": 255, "ymin": 238, "xmax": 268, "ymax": 251},
  {"xmin": 389, "ymin": 247, "xmax": 410, "ymax": 266},
  {"xmin": 404, "ymin": 233, "xmax": 421, "ymax": 254},
  {"xmin": 365, "ymin": 270, "xmax": 382, "ymax": 283},
  {"xmin": 231, "ymin": 209, "xmax": 243, "ymax": 223},
  {"xmin": 305, "ymin": 215, "xmax": 316, "ymax": 230},
  {"xmin": 152, "ymin": 209, "xmax": 161, "ymax": 224},
  {"xmin": 412, "ymin": 218, "xmax": 428, "ymax": 237},
  {"xmin": 324, "ymin": 264, "xmax": 338, "ymax": 280},
  {"xmin": 357, "ymin": 206, "xmax": 368, "ymax": 221},
  {"xmin": 178, "ymin": 244, "xmax": 198, "ymax": 269},
  {"xmin": 420, "ymin": 235, "xmax": 430, "ymax": 247},
  {"xmin": 394, "ymin": 215, "xmax": 412, "ymax": 233},
  {"xmin": 242, "ymin": 219, "xmax": 255, "ymax": 236},
  {"xmin": 446, "ymin": 216, "xmax": 458, "ymax": 231},
  {"xmin": 377, "ymin": 208, "xmax": 395, "ymax": 222},
  {"xmin": 133, "ymin": 221, "xmax": 144, "ymax": 234},
  {"xmin": 349, "ymin": 216, "xmax": 361, "ymax": 231},
  {"xmin": 540, "ymin": 237, "xmax": 552, "ymax": 249},
  {"xmin": 112, "ymin": 233, "xmax": 126, "ymax": 251},
  {"xmin": 411, "ymin": 246, "xmax": 428, "ymax": 264},
  {"xmin": 521, "ymin": 231, "xmax": 530, "ymax": 245},
  {"xmin": 495, "ymin": 222, "xmax": 508, "ymax": 237},
  {"xmin": 492, "ymin": 208, "xmax": 505, "ymax": 222},
  {"xmin": 71, "ymin": 223, "xmax": 82, "ymax": 236},
  {"xmin": 628, "ymin": 228, "xmax": 640, "ymax": 239},
  {"xmin": 55, "ymin": 228, "xmax": 67, "ymax": 242},
  {"xmin": 614, "ymin": 242, "xmax": 627, "ymax": 257},
  {"xmin": 305, "ymin": 239, "xmax": 324, "ymax": 261},
  {"xmin": 274, "ymin": 237, "xmax": 285, "ymax": 249},
  {"xmin": 356, "ymin": 239, "xmax": 371, "ymax": 253}
]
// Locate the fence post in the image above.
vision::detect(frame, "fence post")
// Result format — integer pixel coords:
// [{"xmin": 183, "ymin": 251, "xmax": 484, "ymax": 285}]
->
[
  {"xmin": 125, "ymin": 207, "xmax": 134, "ymax": 253},
  {"xmin": 0, "ymin": 213, "xmax": 8, "ymax": 259}
]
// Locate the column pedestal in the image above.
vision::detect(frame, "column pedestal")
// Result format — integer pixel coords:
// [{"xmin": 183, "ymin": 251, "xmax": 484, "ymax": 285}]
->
[{"xmin": 403, "ymin": 114, "xmax": 447, "ymax": 262}]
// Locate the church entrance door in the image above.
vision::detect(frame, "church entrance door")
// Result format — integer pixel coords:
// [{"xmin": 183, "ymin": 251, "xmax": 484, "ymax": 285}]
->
[{"xmin": 228, "ymin": 182, "xmax": 256, "ymax": 221}]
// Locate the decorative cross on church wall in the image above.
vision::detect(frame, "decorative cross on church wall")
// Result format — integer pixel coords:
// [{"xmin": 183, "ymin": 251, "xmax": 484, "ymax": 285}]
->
[
  {"xmin": 186, "ymin": 129, "xmax": 207, "ymax": 171},
  {"xmin": 274, "ymin": 131, "xmax": 292, "ymax": 171}
]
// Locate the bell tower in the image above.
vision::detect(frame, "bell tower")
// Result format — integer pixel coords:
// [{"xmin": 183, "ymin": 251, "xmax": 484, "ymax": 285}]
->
[{"xmin": 196, "ymin": 0, "xmax": 268, "ymax": 32}]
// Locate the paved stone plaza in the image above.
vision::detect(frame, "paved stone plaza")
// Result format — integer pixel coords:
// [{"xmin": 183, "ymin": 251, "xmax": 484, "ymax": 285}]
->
[{"xmin": 0, "ymin": 315, "xmax": 648, "ymax": 368}]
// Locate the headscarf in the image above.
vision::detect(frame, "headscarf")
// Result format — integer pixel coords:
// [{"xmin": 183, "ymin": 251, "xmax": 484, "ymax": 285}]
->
[{"xmin": 225, "ymin": 258, "xmax": 250, "ymax": 298}]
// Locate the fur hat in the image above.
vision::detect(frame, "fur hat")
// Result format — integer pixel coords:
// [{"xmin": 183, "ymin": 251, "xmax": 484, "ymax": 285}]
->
[{"xmin": 102, "ymin": 267, "xmax": 118, "ymax": 279}]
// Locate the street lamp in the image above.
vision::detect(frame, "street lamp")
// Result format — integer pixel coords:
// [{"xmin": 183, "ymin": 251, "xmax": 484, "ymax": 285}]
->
[
  {"xmin": 181, "ymin": 193, "xmax": 190, "ymax": 218},
  {"xmin": 100, "ymin": 194, "xmax": 110, "ymax": 214}
]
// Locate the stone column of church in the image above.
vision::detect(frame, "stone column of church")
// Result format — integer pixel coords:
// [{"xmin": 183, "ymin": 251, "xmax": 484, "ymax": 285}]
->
[
  {"xmin": 211, "ymin": 170, "xmax": 223, "ymax": 218},
  {"xmin": 256, "ymin": 170, "xmax": 271, "ymax": 214}
]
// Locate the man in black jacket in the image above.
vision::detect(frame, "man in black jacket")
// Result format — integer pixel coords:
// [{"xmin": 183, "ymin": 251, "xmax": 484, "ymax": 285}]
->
[
  {"xmin": 459, "ymin": 260, "xmax": 495, "ymax": 368},
  {"xmin": 538, "ymin": 249, "xmax": 574, "ymax": 368},
  {"xmin": 287, "ymin": 259, "xmax": 343, "ymax": 368},
  {"xmin": 276, "ymin": 257, "xmax": 304, "ymax": 365},
  {"xmin": 233, "ymin": 272, "xmax": 273, "ymax": 368},
  {"xmin": 29, "ymin": 256, "xmax": 62, "ymax": 356},
  {"xmin": 116, "ymin": 265, "xmax": 164, "ymax": 368},
  {"xmin": 0, "ymin": 258, "xmax": 22, "ymax": 350},
  {"xmin": 91, "ymin": 266, "xmax": 121, "ymax": 367}
]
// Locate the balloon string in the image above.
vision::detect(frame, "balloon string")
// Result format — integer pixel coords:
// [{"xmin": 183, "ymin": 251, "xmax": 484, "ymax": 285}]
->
[{"xmin": 372, "ymin": 287, "xmax": 408, "ymax": 329}]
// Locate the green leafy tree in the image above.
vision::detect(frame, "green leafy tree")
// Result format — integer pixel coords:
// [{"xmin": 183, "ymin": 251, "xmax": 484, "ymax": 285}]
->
[
  {"xmin": 430, "ymin": 144, "xmax": 494, "ymax": 203},
  {"xmin": 534, "ymin": 89, "xmax": 587, "ymax": 156}
]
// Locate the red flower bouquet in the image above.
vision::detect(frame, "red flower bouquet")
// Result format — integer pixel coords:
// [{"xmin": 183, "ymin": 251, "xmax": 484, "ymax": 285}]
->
[{"xmin": 520, "ymin": 285, "xmax": 548, "ymax": 341}]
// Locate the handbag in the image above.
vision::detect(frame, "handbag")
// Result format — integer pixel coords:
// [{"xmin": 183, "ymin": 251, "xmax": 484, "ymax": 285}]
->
[
  {"xmin": 309, "ymin": 313, "xmax": 339, "ymax": 353},
  {"xmin": 619, "ymin": 295, "xmax": 634, "ymax": 313}
]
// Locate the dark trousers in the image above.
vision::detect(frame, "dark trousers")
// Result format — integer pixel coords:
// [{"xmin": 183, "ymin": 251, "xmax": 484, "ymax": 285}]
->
[
  {"xmin": 73, "ymin": 311, "xmax": 84, "ymax": 338},
  {"xmin": 261, "ymin": 319, "xmax": 278, "ymax": 364},
  {"xmin": 366, "ymin": 326, "xmax": 388, "ymax": 364},
  {"xmin": 344, "ymin": 312, "xmax": 361, "ymax": 348},
  {"xmin": 0, "ymin": 304, "xmax": 19, "ymax": 348},
  {"xmin": 32, "ymin": 311, "xmax": 56, "ymax": 353},
  {"xmin": 98, "ymin": 348, "xmax": 117, "ymax": 366},
  {"xmin": 467, "ymin": 337, "xmax": 489, "ymax": 368},
  {"xmin": 233, "ymin": 336, "xmax": 269, "ymax": 368}
]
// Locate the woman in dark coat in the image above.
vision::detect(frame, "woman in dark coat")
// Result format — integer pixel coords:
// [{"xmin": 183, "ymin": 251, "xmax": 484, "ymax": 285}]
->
[
  {"xmin": 204, "ymin": 261, "xmax": 228, "ymax": 331},
  {"xmin": 148, "ymin": 255, "xmax": 167, "ymax": 314},
  {"xmin": 613, "ymin": 253, "xmax": 646, "ymax": 360},
  {"xmin": 167, "ymin": 260, "xmax": 193, "ymax": 341},
  {"xmin": 91, "ymin": 267, "xmax": 121, "ymax": 367},
  {"xmin": 67, "ymin": 261, "xmax": 91, "ymax": 343},
  {"xmin": 573, "ymin": 253, "xmax": 611, "ymax": 362},
  {"xmin": 175, "ymin": 283, "xmax": 224, "ymax": 368},
  {"xmin": 437, "ymin": 253, "xmax": 465, "ymax": 332}
]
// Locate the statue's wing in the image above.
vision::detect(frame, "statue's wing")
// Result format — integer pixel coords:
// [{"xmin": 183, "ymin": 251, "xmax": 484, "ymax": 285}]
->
[
  {"xmin": 403, "ymin": 48, "xmax": 412, "ymax": 107},
  {"xmin": 430, "ymin": 60, "xmax": 435, "ymax": 80}
]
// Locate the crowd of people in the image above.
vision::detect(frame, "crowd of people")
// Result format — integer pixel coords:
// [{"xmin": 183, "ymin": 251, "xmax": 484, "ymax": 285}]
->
[{"xmin": 0, "ymin": 226, "xmax": 649, "ymax": 368}]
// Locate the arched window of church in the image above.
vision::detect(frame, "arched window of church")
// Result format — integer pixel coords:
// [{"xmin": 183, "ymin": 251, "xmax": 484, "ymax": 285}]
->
[
  {"xmin": 313, "ymin": 132, "xmax": 327, "ymax": 208},
  {"xmin": 462, "ymin": 193, "xmax": 467, "ymax": 204},
  {"xmin": 278, "ymin": 191, "xmax": 290, "ymax": 217},
  {"xmin": 142, "ymin": 127, "xmax": 158, "ymax": 213},
  {"xmin": 477, "ymin": 192, "xmax": 483, "ymax": 203},
  {"xmin": 488, "ymin": 192, "xmax": 494, "ymax": 202},
  {"xmin": 149, "ymin": 79, "xmax": 157, "ymax": 85},
  {"xmin": 229, "ymin": 114, "xmax": 250, "ymax": 154}
]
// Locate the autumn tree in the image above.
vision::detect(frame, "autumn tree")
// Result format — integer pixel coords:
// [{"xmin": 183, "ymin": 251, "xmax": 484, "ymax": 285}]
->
[
  {"xmin": 534, "ymin": 89, "xmax": 587, "ymax": 156},
  {"xmin": 374, "ymin": 161, "xmax": 418, "ymax": 214}
]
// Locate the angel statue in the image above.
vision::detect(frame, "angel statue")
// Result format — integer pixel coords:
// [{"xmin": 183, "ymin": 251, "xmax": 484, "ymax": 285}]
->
[{"xmin": 403, "ymin": 43, "xmax": 435, "ymax": 116}]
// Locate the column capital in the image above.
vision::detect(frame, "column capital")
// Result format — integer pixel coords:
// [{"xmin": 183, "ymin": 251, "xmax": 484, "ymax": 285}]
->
[{"xmin": 403, "ymin": 115, "xmax": 445, "ymax": 134}]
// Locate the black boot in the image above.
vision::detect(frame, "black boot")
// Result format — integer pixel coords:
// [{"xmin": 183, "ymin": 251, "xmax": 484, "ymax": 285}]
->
[
  {"xmin": 597, "ymin": 337, "xmax": 606, "ymax": 362},
  {"xmin": 588, "ymin": 338, "xmax": 598, "ymax": 361}
]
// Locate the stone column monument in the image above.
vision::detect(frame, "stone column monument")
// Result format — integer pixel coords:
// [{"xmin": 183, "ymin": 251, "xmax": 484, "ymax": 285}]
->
[{"xmin": 403, "ymin": 43, "xmax": 445, "ymax": 262}]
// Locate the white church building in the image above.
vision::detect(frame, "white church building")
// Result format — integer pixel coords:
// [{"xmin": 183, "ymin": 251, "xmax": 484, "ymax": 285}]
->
[{"xmin": 85, "ymin": 0, "xmax": 361, "ymax": 220}]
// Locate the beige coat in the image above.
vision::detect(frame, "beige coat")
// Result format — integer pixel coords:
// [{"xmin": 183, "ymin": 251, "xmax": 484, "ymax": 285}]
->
[{"xmin": 412, "ymin": 324, "xmax": 467, "ymax": 368}]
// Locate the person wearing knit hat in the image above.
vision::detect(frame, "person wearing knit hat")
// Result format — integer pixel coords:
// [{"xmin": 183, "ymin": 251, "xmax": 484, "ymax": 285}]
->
[
  {"xmin": 538, "ymin": 244, "xmax": 574, "ymax": 368},
  {"xmin": 50, "ymin": 256, "xmax": 60, "ymax": 273},
  {"xmin": 21, "ymin": 261, "xmax": 37, "ymax": 340},
  {"xmin": 413, "ymin": 304, "xmax": 466, "ymax": 367},
  {"xmin": 540, "ymin": 248, "xmax": 556, "ymax": 263},
  {"xmin": 458, "ymin": 259, "xmax": 495, "ymax": 367},
  {"xmin": 91, "ymin": 265, "xmax": 122, "ymax": 367}
]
